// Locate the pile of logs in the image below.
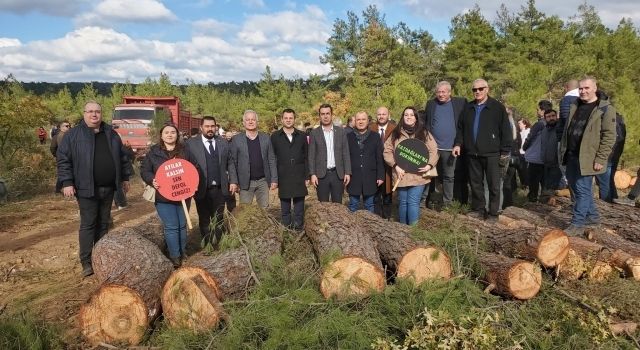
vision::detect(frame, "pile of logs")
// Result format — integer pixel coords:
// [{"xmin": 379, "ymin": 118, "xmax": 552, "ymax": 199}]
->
[{"xmin": 614, "ymin": 170, "xmax": 637, "ymax": 190}]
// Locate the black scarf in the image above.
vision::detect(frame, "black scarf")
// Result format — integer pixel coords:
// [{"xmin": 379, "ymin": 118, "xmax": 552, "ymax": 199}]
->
[{"xmin": 355, "ymin": 129, "xmax": 371, "ymax": 150}]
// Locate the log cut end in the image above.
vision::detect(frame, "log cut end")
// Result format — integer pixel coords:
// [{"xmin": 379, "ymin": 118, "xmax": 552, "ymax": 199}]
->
[
  {"xmin": 625, "ymin": 258, "xmax": 640, "ymax": 281},
  {"xmin": 537, "ymin": 228, "xmax": 570, "ymax": 268},
  {"xmin": 397, "ymin": 247, "xmax": 453, "ymax": 283},
  {"xmin": 557, "ymin": 249, "xmax": 585, "ymax": 281},
  {"xmin": 508, "ymin": 262, "xmax": 542, "ymax": 300},
  {"xmin": 320, "ymin": 256, "xmax": 385, "ymax": 300},
  {"xmin": 161, "ymin": 267, "xmax": 223, "ymax": 332},
  {"xmin": 79, "ymin": 284, "xmax": 148, "ymax": 346}
]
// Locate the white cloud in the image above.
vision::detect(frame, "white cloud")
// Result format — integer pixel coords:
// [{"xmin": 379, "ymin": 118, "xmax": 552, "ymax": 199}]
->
[
  {"xmin": 192, "ymin": 19, "xmax": 234, "ymax": 35},
  {"xmin": 241, "ymin": 0, "xmax": 265, "ymax": 9},
  {"xmin": 237, "ymin": 5, "xmax": 331, "ymax": 47},
  {"xmin": 0, "ymin": 0, "xmax": 84, "ymax": 16},
  {"xmin": 75, "ymin": 0, "xmax": 176, "ymax": 27},
  {"xmin": 0, "ymin": 38, "xmax": 22, "ymax": 48}
]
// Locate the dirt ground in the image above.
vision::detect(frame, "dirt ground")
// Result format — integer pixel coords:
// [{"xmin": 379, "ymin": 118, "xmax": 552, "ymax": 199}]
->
[{"xmin": 0, "ymin": 181, "xmax": 157, "ymax": 343}]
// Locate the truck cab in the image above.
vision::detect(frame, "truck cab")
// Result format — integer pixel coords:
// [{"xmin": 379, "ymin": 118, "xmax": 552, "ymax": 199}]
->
[{"xmin": 112, "ymin": 103, "xmax": 169, "ymax": 157}]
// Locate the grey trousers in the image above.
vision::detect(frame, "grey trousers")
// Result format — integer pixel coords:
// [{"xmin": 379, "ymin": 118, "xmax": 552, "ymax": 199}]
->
[{"xmin": 239, "ymin": 178, "xmax": 270, "ymax": 208}]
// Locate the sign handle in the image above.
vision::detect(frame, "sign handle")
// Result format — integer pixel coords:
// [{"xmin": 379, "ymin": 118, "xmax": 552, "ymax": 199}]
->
[
  {"xmin": 392, "ymin": 177, "xmax": 401, "ymax": 192},
  {"xmin": 182, "ymin": 199, "xmax": 193, "ymax": 230}
]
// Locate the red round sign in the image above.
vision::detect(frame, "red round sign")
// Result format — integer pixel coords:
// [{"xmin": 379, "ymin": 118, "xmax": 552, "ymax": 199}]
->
[{"xmin": 155, "ymin": 159, "xmax": 199, "ymax": 201}]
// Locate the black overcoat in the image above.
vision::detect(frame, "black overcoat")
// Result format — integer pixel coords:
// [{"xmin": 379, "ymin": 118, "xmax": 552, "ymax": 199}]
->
[
  {"xmin": 346, "ymin": 131, "xmax": 384, "ymax": 196},
  {"xmin": 271, "ymin": 128, "xmax": 309, "ymax": 199}
]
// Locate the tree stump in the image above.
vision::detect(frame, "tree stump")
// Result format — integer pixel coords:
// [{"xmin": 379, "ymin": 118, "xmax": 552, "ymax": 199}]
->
[
  {"xmin": 305, "ymin": 203, "xmax": 385, "ymax": 299},
  {"xmin": 557, "ymin": 237, "xmax": 615, "ymax": 282},
  {"xmin": 478, "ymin": 252, "xmax": 542, "ymax": 300},
  {"xmin": 161, "ymin": 211, "xmax": 283, "ymax": 332},
  {"xmin": 354, "ymin": 210, "xmax": 452, "ymax": 283},
  {"xmin": 585, "ymin": 229, "xmax": 640, "ymax": 280},
  {"xmin": 79, "ymin": 230, "xmax": 174, "ymax": 345},
  {"xmin": 630, "ymin": 176, "xmax": 637, "ymax": 187},
  {"xmin": 614, "ymin": 170, "xmax": 632, "ymax": 189}
]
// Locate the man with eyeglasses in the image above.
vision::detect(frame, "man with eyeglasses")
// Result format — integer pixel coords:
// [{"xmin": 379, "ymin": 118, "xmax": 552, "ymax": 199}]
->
[
  {"xmin": 452, "ymin": 79, "xmax": 511, "ymax": 222},
  {"xmin": 50, "ymin": 121, "xmax": 71, "ymax": 157},
  {"xmin": 57, "ymin": 102, "xmax": 132, "ymax": 277}
]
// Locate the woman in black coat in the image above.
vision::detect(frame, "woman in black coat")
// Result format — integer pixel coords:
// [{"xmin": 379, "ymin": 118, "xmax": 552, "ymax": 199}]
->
[
  {"xmin": 270, "ymin": 109, "xmax": 309, "ymax": 230},
  {"xmin": 140, "ymin": 123, "xmax": 190, "ymax": 267},
  {"xmin": 347, "ymin": 111, "xmax": 384, "ymax": 212}
]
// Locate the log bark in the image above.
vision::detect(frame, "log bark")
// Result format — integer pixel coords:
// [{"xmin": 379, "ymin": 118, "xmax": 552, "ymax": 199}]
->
[
  {"xmin": 421, "ymin": 209, "xmax": 569, "ymax": 268},
  {"xmin": 80, "ymin": 229, "xmax": 174, "ymax": 345},
  {"xmin": 305, "ymin": 203, "xmax": 386, "ymax": 299},
  {"xmin": 354, "ymin": 210, "xmax": 452, "ymax": 283},
  {"xmin": 478, "ymin": 252, "xmax": 542, "ymax": 300},
  {"xmin": 614, "ymin": 170, "xmax": 632, "ymax": 189},
  {"xmin": 161, "ymin": 206, "xmax": 283, "ymax": 332},
  {"xmin": 585, "ymin": 230, "xmax": 640, "ymax": 280},
  {"xmin": 557, "ymin": 237, "xmax": 615, "ymax": 282}
]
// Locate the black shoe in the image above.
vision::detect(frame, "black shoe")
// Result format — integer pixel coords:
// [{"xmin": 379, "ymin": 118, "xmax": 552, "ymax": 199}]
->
[
  {"xmin": 170, "ymin": 257, "xmax": 182, "ymax": 268},
  {"xmin": 82, "ymin": 263, "xmax": 94, "ymax": 277},
  {"xmin": 467, "ymin": 211, "xmax": 485, "ymax": 220}
]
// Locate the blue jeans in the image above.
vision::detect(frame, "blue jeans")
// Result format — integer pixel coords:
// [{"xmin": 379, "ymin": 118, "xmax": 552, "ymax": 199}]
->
[
  {"xmin": 397, "ymin": 185, "xmax": 425, "ymax": 225},
  {"xmin": 155, "ymin": 202, "xmax": 187, "ymax": 259},
  {"xmin": 595, "ymin": 163, "xmax": 616, "ymax": 203},
  {"xmin": 348, "ymin": 194, "xmax": 375, "ymax": 213},
  {"xmin": 565, "ymin": 156, "xmax": 599, "ymax": 227}
]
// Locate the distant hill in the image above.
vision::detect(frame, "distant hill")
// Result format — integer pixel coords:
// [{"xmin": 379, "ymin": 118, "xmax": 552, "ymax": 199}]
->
[{"xmin": 15, "ymin": 81, "xmax": 261, "ymax": 96}]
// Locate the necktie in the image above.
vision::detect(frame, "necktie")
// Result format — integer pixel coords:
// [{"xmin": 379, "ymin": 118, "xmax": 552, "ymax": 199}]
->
[
  {"xmin": 380, "ymin": 127, "xmax": 384, "ymax": 139},
  {"xmin": 207, "ymin": 140, "xmax": 214, "ymax": 154}
]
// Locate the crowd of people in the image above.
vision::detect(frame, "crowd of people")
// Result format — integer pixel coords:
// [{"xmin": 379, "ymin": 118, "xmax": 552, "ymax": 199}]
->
[{"xmin": 54, "ymin": 76, "xmax": 639, "ymax": 277}]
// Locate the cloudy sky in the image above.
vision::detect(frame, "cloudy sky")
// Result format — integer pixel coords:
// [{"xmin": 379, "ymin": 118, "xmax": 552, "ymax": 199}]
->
[{"xmin": 0, "ymin": 0, "xmax": 636, "ymax": 83}]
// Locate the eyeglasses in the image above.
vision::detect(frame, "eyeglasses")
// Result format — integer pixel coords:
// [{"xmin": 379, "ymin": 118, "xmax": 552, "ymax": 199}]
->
[
  {"xmin": 62, "ymin": 124, "xmax": 70, "ymax": 128},
  {"xmin": 471, "ymin": 87, "xmax": 487, "ymax": 92},
  {"xmin": 84, "ymin": 110, "xmax": 102, "ymax": 114}
]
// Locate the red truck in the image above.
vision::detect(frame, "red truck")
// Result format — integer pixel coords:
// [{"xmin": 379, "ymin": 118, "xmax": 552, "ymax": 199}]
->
[{"xmin": 112, "ymin": 96, "xmax": 200, "ymax": 157}]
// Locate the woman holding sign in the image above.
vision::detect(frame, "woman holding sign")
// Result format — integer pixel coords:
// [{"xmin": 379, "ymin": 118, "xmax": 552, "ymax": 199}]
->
[
  {"xmin": 141, "ymin": 123, "xmax": 189, "ymax": 267},
  {"xmin": 383, "ymin": 107, "xmax": 439, "ymax": 225}
]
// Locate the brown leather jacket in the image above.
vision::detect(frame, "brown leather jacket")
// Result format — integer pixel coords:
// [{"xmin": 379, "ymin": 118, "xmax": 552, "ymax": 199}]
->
[{"xmin": 383, "ymin": 128, "xmax": 439, "ymax": 188}]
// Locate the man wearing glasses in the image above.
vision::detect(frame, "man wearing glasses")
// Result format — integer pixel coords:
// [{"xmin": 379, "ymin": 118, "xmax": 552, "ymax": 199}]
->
[
  {"xmin": 452, "ymin": 79, "xmax": 511, "ymax": 222},
  {"xmin": 50, "ymin": 121, "xmax": 71, "ymax": 157},
  {"xmin": 57, "ymin": 102, "xmax": 132, "ymax": 277}
]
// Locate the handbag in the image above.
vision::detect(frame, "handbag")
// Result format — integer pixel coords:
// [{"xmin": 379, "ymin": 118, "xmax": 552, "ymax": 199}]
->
[{"xmin": 142, "ymin": 184, "xmax": 156, "ymax": 202}]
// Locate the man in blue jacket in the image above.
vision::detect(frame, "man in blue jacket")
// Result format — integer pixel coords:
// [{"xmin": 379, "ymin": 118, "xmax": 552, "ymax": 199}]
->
[{"xmin": 57, "ymin": 101, "xmax": 132, "ymax": 277}]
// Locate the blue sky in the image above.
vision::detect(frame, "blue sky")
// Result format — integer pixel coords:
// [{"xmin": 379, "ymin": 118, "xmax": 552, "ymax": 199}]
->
[{"xmin": 0, "ymin": 0, "xmax": 636, "ymax": 83}]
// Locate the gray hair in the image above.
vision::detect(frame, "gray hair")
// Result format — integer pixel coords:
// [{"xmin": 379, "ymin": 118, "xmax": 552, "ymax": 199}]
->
[
  {"xmin": 472, "ymin": 78, "xmax": 489, "ymax": 87},
  {"xmin": 435, "ymin": 81, "xmax": 452, "ymax": 92},
  {"xmin": 243, "ymin": 109, "xmax": 258, "ymax": 121},
  {"xmin": 580, "ymin": 76, "xmax": 597, "ymax": 86}
]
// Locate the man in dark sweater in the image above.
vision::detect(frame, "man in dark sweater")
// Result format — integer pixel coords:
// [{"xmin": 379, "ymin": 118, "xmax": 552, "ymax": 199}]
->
[
  {"xmin": 539, "ymin": 109, "xmax": 562, "ymax": 203},
  {"xmin": 424, "ymin": 81, "xmax": 467, "ymax": 208},
  {"xmin": 57, "ymin": 101, "xmax": 132, "ymax": 277},
  {"xmin": 559, "ymin": 77, "xmax": 616, "ymax": 236},
  {"xmin": 452, "ymin": 79, "xmax": 511, "ymax": 221}
]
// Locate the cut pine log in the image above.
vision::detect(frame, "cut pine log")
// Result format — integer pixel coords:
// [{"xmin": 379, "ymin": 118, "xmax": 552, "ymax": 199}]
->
[
  {"xmin": 478, "ymin": 252, "xmax": 542, "ymax": 300},
  {"xmin": 630, "ymin": 176, "xmax": 637, "ymax": 187},
  {"xmin": 614, "ymin": 170, "xmax": 632, "ymax": 189},
  {"xmin": 354, "ymin": 210, "xmax": 452, "ymax": 283},
  {"xmin": 80, "ymin": 230, "xmax": 174, "ymax": 345},
  {"xmin": 421, "ymin": 209, "xmax": 569, "ymax": 268},
  {"xmin": 161, "ymin": 205, "xmax": 283, "ymax": 331},
  {"xmin": 305, "ymin": 203, "xmax": 386, "ymax": 299},
  {"xmin": 585, "ymin": 230, "xmax": 640, "ymax": 280},
  {"xmin": 557, "ymin": 237, "xmax": 615, "ymax": 282}
]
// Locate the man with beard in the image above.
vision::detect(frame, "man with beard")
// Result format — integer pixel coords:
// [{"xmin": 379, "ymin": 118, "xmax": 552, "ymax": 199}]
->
[
  {"xmin": 185, "ymin": 116, "xmax": 232, "ymax": 246},
  {"xmin": 539, "ymin": 109, "xmax": 562, "ymax": 203}
]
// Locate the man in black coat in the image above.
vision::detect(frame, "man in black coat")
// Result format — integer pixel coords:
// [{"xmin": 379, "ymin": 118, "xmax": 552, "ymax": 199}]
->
[
  {"xmin": 452, "ymin": 79, "xmax": 511, "ymax": 221},
  {"xmin": 271, "ymin": 108, "xmax": 308, "ymax": 230},
  {"xmin": 57, "ymin": 101, "xmax": 132, "ymax": 277},
  {"xmin": 424, "ymin": 80, "xmax": 467, "ymax": 208},
  {"xmin": 347, "ymin": 111, "xmax": 384, "ymax": 212}
]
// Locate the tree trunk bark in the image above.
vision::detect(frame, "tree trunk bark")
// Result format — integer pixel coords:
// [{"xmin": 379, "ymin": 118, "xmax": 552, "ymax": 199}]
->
[
  {"xmin": 79, "ymin": 229, "xmax": 174, "ymax": 346},
  {"xmin": 161, "ymin": 205, "xmax": 283, "ymax": 332},
  {"xmin": 354, "ymin": 210, "xmax": 452, "ymax": 282},
  {"xmin": 305, "ymin": 203, "xmax": 386, "ymax": 299},
  {"xmin": 478, "ymin": 252, "xmax": 542, "ymax": 300},
  {"xmin": 421, "ymin": 209, "xmax": 569, "ymax": 268}
]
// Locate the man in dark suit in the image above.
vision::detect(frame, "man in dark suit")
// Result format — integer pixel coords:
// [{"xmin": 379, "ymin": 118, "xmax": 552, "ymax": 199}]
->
[
  {"xmin": 229, "ymin": 110, "xmax": 277, "ymax": 208},
  {"xmin": 184, "ymin": 116, "xmax": 232, "ymax": 246},
  {"xmin": 308, "ymin": 103, "xmax": 351, "ymax": 203},
  {"xmin": 271, "ymin": 108, "xmax": 308, "ymax": 230},
  {"xmin": 369, "ymin": 106, "xmax": 395, "ymax": 218},
  {"xmin": 347, "ymin": 111, "xmax": 384, "ymax": 212},
  {"xmin": 424, "ymin": 81, "xmax": 467, "ymax": 208}
]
